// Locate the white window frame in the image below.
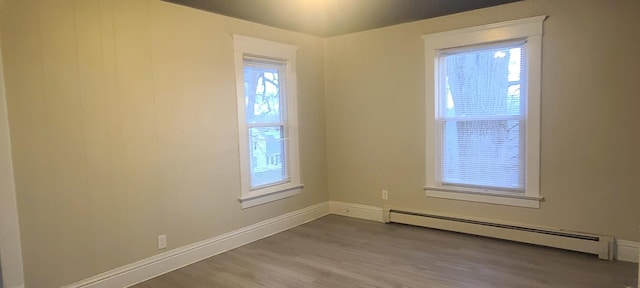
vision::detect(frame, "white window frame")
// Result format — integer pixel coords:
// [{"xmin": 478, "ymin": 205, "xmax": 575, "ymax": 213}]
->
[
  {"xmin": 233, "ymin": 35, "xmax": 303, "ymax": 209},
  {"xmin": 423, "ymin": 16, "xmax": 547, "ymax": 208}
]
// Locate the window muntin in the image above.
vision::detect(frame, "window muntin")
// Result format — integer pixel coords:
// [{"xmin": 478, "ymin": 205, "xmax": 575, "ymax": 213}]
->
[
  {"xmin": 243, "ymin": 59, "xmax": 289, "ymax": 189},
  {"xmin": 437, "ymin": 41, "xmax": 527, "ymax": 192}
]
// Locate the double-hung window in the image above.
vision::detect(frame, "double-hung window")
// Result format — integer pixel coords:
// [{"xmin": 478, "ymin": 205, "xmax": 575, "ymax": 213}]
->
[
  {"xmin": 233, "ymin": 35, "xmax": 302, "ymax": 209},
  {"xmin": 423, "ymin": 16, "xmax": 546, "ymax": 208}
]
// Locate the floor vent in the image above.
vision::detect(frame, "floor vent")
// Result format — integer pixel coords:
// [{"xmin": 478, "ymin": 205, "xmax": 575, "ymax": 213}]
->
[{"xmin": 388, "ymin": 209, "xmax": 613, "ymax": 260}]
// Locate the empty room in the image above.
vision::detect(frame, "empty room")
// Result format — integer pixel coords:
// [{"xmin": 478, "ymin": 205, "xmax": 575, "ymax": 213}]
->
[{"xmin": 0, "ymin": 0, "xmax": 638, "ymax": 287}]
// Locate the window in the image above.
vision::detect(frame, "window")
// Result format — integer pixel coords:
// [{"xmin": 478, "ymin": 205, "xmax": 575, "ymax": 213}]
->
[
  {"xmin": 423, "ymin": 16, "xmax": 546, "ymax": 208},
  {"xmin": 233, "ymin": 35, "xmax": 302, "ymax": 209}
]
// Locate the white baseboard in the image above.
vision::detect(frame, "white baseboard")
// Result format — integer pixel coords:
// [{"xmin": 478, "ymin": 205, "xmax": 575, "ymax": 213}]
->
[
  {"xmin": 63, "ymin": 202, "xmax": 329, "ymax": 288},
  {"xmin": 329, "ymin": 201, "xmax": 639, "ymax": 264},
  {"xmin": 59, "ymin": 200, "xmax": 637, "ymax": 288},
  {"xmin": 616, "ymin": 239, "xmax": 639, "ymax": 263},
  {"xmin": 328, "ymin": 201, "xmax": 384, "ymax": 222}
]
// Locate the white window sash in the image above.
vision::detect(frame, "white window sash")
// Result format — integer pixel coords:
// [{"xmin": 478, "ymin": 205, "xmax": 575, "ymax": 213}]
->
[
  {"xmin": 247, "ymin": 122, "xmax": 287, "ymax": 128},
  {"xmin": 437, "ymin": 115, "xmax": 525, "ymax": 121}
]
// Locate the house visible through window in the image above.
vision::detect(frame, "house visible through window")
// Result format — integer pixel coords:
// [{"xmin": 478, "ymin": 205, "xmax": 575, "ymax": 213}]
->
[
  {"xmin": 423, "ymin": 16, "xmax": 546, "ymax": 208},
  {"xmin": 233, "ymin": 35, "xmax": 302, "ymax": 209}
]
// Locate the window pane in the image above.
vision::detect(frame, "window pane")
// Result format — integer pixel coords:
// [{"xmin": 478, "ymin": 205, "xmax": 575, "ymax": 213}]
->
[
  {"xmin": 243, "ymin": 63, "xmax": 284, "ymax": 124},
  {"xmin": 440, "ymin": 44, "xmax": 525, "ymax": 117},
  {"xmin": 441, "ymin": 119, "xmax": 524, "ymax": 190},
  {"xmin": 249, "ymin": 126, "xmax": 288, "ymax": 188}
]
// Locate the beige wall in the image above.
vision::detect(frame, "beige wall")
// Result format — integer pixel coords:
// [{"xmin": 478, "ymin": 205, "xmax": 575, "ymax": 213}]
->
[
  {"xmin": 0, "ymin": 0, "xmax": 327, "ymax": 286},
  {"xmin": 3, "ymin": 0, "xmax": 640, "ymax": 286},
  {"xmin": 0, "ymin": 25, "xmax": 24, "ymax": 288},
  {"xmin": 325, "ymin": 0, "xmax": 640, "ymax": 242}
]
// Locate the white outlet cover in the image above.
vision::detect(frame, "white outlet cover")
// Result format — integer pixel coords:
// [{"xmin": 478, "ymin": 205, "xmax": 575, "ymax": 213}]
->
[{"xmin": 158, "ymin": 235, "xmax": 167, "ymax": 250}]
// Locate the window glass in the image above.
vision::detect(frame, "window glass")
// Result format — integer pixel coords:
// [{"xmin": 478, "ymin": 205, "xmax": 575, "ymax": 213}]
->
[
  {"xmin": 248, "ymin": 126, "xmax": 287, "ymax": 188},
  {"xmin": 438, "ymin": 42, "xmax": 526, "ymax": 191},
  {"xmin": 244, "ymin": 59, "xmax": 289, "ymax": 189},
  {"xmin": 243, "ymin": 64, "xmax": 284, "ymax": 124}
]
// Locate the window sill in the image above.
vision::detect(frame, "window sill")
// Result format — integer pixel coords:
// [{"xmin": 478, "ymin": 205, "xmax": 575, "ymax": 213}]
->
[
  {"xmin": 424, "ymin": 186, "xmax": 543, "ymax": 208},
  {"xmin": 239, "ymin": 184, "xmax": 303, "ymax": 209}
]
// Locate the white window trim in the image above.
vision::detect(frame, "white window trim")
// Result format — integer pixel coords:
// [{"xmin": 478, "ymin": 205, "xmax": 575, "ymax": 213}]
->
[
  {"xmin": 423, "ymin": 16, "xmax": 547, "ymax": 208},
  {"xmin": 233, "ymin": 35, "xmax": 303, "ymax": 209}
]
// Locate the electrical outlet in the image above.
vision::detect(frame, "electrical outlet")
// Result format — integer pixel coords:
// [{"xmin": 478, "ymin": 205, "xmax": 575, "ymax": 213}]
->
[
  {"xmin": 158, "ymin": 234, "xmax": 167, "ymax": 250},
  {"xmin": 382, "ymin": 189, "xmax": 388, "ymax": 200}
]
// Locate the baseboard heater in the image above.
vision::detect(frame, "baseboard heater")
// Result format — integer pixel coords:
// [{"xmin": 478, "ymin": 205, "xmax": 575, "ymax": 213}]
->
[{"xmin": 387, "ymin": 209, "xmax": 613, "ymax": 260}]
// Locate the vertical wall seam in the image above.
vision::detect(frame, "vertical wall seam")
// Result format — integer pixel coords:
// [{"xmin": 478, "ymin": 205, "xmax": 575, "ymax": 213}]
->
[
  {"xmin": 145, "ymin": 0, "xmax": 169, "ymax": 242},
  {"xmin": 105, "ymin": 0, "xmax": 132, "ymax": 265},
  {"xmin": 35, "ymin": 0, "xmax": 61, "ymax": 284},
  {"xmin": 70, "ymin": 0, "xmax": 98, "ymax": 278}
]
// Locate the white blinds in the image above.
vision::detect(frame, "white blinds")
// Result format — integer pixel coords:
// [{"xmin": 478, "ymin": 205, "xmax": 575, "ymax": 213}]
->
[{"xmin": 437, "ymin": 41, "xmax": 527, "ymax": 192}]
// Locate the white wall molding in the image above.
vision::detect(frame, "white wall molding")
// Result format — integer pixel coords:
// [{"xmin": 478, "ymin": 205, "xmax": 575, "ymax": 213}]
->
[
  {"xmin": 616, "ymin": 239, "xmax": 639, "ymax": 263},
  {"xmin": 329, "ymin": 201, "xmax": 385, "ymax": 222},
  {"xmin": 329, "ymin": 202, "xmax": 640, "ymax": 264},
  {"xmin": 60, "ymin": 201, "xmax": 637, "ymax": 288},
  {"xmin": 0, "ymin": 33, "xmax": 25, "ymax": 288},
  {"xmin": 63, "ymin": 202, "xmax": 329, "ymax": 288}
]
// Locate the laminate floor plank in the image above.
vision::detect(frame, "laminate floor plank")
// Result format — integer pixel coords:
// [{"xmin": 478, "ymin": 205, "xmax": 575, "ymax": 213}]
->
[{"xmin": 132, "ymin": 215, "xmax": 637, "ymax": 288}]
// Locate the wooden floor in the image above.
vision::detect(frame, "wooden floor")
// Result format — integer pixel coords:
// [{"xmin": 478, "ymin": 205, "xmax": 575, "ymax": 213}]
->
[{"xmin": 133, "ymin": 215, "xmax": 637, "ymax": 288}]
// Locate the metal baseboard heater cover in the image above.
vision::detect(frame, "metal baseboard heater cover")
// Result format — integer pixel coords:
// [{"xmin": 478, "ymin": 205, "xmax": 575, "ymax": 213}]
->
[{"xmin": 388, "ymin": 209, "xmax": 613, "ymax": 260}]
